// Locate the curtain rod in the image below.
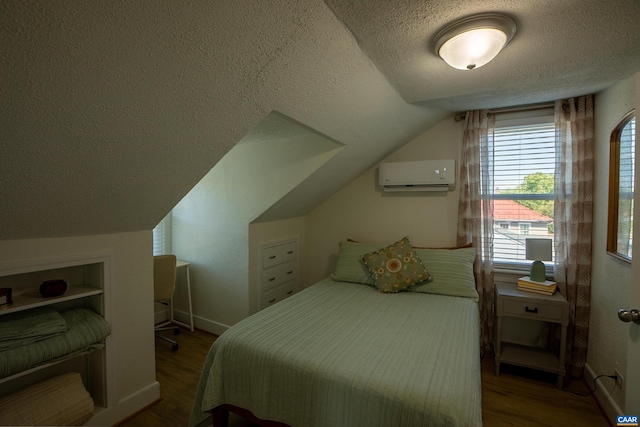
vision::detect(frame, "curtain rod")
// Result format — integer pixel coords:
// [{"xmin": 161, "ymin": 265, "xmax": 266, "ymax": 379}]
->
[{"xmin": 454, "ymin": 102, "xmax": 555, "ymax": 122}]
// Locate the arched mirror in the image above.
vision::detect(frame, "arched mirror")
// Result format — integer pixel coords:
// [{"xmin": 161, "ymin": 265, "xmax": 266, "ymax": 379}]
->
[{"xmin": 607, "ymin": 110, "xmax": 635, "ymax": 262}]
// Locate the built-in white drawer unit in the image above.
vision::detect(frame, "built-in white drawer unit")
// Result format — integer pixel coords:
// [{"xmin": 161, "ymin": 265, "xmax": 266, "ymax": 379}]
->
[
  {"xmin": 262, "ymin": 240, "xmax": 297, "ymax": 269},
  {"xmin": 261, "ymin": 280, "xmax": 296, "ymax": 308},
  {"xmin": 260, "ymin": 239, "xmax": 298, "ymax": 309},
  {"xmin": 261, "ymin": 261, "xmax": 297, "ymax": 292}
]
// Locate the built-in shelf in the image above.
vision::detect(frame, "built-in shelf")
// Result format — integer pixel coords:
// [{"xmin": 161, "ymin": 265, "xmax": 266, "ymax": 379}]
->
[
  {"xmin": 1, "ymin": 285, "xmax": 102, "ymax": 315},
  {"xmin": 0, "ymin": 253, "xmax": 114, "ymax": 422},
  {"xmin": 500, "ymin": 343, "xmax": 560, "ymax": 374}
]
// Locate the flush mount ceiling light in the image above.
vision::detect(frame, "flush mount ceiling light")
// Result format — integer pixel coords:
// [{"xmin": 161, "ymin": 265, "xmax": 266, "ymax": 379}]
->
[{"xmin": 433, "ymin": 13, "xmax": 516, "ymax": 71}]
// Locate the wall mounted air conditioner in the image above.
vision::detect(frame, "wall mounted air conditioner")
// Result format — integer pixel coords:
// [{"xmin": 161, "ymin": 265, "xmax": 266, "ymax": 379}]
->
[{"xmin": 378, "ymin": 159, "xmax": 456, "ymax": 192}]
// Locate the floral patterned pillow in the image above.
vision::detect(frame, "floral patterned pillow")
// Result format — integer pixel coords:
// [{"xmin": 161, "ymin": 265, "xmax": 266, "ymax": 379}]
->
[{"xmin": 362, "ymin": 237, "xmax": 432, "ymax": 293}]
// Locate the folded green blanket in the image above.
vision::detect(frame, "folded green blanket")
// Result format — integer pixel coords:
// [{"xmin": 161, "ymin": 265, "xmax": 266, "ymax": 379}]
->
[
  {"xmin": 0, "ymin": 308, "xmax": 110, "ymax": 379},
  {"xmin": 0, "ymin": 307, "xmax": 69, "ymax": 351}
]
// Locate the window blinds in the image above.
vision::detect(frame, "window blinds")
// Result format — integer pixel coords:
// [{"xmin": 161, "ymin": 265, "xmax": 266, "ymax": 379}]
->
[
  {"xmin": 493, "ymin": 122, "xmax": 556, "ymax": 196},
  {"xmin": 617, "ymin": 117, "xmax": 635, "ymax": 256},
  {"xmin": 153, "ymin": 213, "xmax": 172, "ymax": 256},
  {"xmin": 488, "ymin": 117, "xmax": 556, "ymax": 265}
]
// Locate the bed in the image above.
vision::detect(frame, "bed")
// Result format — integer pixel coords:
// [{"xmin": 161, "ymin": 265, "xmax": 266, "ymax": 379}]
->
[{"xmin": 190, "ymin": 238, "xmax": 482, "ymax": 427}]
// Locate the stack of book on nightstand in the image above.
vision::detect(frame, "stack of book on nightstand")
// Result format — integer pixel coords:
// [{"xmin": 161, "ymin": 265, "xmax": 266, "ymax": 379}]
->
[{"xmin": 517, "ymin": 276, "xmax": 557, "ymax": 295}]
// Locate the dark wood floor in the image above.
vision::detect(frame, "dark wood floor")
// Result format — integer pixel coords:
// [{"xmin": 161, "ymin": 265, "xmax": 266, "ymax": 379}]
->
[{"xmin": 119, "ymin": 328, "xmax": 611, "ymax": 427}]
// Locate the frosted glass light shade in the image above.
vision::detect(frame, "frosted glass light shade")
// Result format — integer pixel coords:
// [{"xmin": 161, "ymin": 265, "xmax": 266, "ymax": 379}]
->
[
  {"xmin": 438, "ymin": 28, "xmax": 507, "ymax": 70},
  {"xmin": 433, "ymin": 14, "xmax": 516, "ymax": 71}
]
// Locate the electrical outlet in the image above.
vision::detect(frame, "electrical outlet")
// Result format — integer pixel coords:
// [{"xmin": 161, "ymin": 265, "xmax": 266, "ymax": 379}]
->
[{"xmin": 615, "ymin": 368, "xmax": 624, "ymax": 389}]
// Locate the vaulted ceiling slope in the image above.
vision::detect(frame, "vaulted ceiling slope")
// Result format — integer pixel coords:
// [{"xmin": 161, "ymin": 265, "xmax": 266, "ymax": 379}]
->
[
  {"xmin": 0, "ymin": 1, "xmax": 445, "ymax": 240},
  {"xmin": 2, "ymin": 1, "xmax": 640, "ymax": 241},
  {"xmin": 325, "ymin": 0, "xmax": 640, "ymax": 110}
]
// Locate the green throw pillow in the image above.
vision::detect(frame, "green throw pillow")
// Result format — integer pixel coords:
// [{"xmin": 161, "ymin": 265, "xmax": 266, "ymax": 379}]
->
[
  {"xmin": 410, "ymin": 247, "xmax": 479, "ymax": 301},
  {"xmin": 362, "ymin": 237, "xmax": 431, "ymax": 293},
  {"xmin": 331, "ymin": 240, "xmax": 384, "ymax": 285}
]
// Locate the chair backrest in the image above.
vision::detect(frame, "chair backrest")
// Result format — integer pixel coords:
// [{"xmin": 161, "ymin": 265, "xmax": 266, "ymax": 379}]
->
[{"xmin": 154, "ymin": 255, "xmax": 177, "ymax": 301}]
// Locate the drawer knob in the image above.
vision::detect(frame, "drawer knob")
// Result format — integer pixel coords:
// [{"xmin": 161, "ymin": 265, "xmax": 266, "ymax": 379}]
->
[
  {"xmin": 287, "ymin": 251, "xmax": 294, "ymax": 254},
  {"xmin": 268, "ymin": 277, "xmax": 276, "ymax": 281},
  {"xmin": 287, "ymin": 270, "xmax": 293, "ymax": 274},
  {"xmin": 268, "ymin": 298, "xmax": 276, "ymax": 303},
  {"xmin": 269, "ymin": 255, "xmax": 276, "ymax": 259},
  {"xmin": 286, "ymin": 290, "xmax": 293, "ymax": 295},
  {"xmin": 525, "ymin": 306, "xmax": 538, "ymax": 314}
]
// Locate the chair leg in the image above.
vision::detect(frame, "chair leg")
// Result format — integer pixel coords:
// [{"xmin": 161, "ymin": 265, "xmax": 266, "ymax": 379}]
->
[
  {"xmin": 155, "ymin": 331, "xmax": 179, "ymax": 351},
  {"xmin": 156, "ymin": 324, "xmax": 180, "ymax": 335},
  {"xmin": 155, "ymin": 302, "xmax": 180, "ymax": 351}
]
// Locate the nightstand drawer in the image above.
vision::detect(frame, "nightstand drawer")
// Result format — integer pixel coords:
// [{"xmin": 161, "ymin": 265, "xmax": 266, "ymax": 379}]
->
[{"xmin": 502, "ymin": 299, "xmax": 563, "ymax": 322}]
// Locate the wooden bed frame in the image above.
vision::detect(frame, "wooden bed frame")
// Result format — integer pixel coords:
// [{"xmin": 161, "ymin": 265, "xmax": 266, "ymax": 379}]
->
[{"xmin": 211, "ymin": 405, "xmax": 290, "ymax": 427}]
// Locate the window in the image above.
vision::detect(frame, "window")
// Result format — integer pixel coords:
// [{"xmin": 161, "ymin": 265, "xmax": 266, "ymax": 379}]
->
[
  {"xmin": 607, "ymin": 111, "xmax": 635, "ymax": 262},
  {"xmin": 486, "ymin": 114, "xmax": 556, "ymax": 268},
  {"xmin": 153, "ymin": 213, "xmax": 172, "ymax": 256}
]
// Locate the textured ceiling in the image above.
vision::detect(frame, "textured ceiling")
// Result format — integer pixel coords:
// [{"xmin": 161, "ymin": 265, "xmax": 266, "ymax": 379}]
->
[
  {"xmin": 325, "ymin": 0, "xmax": 640, "ymax": 110},
  {"xmin": 0, "ymin": 1, "xmax": 444, "ymax": 240},
  {"xmin": 1, "ymin": 1, "xmax": 640, "ymax": 241}
]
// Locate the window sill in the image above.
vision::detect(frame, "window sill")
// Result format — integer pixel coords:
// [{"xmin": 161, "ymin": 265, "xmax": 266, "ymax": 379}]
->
[{"xmin": 494, "ymin": 265, "xmax": 555, "ymax": 286}]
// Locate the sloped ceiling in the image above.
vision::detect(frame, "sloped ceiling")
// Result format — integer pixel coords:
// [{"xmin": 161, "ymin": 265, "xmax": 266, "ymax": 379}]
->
[
  {"xmin": 0, "ymin": 0, "xmax": 445, "ymax": 240},
  {"xmin": 1, "ymin": 1, "xmax": 639, "ymax": 240}
]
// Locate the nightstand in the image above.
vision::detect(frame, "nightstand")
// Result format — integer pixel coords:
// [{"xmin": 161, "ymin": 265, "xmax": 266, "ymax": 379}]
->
[{"xmin": 494, "ymin": 281, "xmax": 569, "ymax": 388}]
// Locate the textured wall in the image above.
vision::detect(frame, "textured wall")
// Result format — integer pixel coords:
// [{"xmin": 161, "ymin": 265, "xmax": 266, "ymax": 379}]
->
[
  {"xmin": 588, "ymin": 76, "xmax": 635, "ymax": 411},
  {"xmin": 171, "ymin": 113, "xmax": 340, "ymax": 330},
  {"xmin": 304, "ymin": 115, "xmax": 462, "ymax": 285},
  {"xmin": 626, "ymin": 72, "xmax": 640, "ymax": 413}
]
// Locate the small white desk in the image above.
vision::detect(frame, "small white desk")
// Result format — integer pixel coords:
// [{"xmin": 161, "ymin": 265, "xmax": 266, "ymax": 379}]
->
[{"xmin": 171, "ymin": 260, "xmax": 194, "ymax": 332}]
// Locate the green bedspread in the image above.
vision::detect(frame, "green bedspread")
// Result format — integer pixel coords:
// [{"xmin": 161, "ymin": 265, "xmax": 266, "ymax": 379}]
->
[{"xmin": 190, "ymin": 278, "xmax": 482, "ymax": 427}]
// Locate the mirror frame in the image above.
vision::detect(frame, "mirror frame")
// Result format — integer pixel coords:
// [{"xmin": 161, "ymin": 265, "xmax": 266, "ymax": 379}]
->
[{"xmin": 607, "ymin": 109, "xmax": 635, "ymax": 263}]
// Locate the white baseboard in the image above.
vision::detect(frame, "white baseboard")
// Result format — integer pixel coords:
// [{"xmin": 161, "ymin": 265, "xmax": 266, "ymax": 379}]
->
[
  {"xmin": 87, "ymin": 381, "xmax": 160, "ymax": 426},
  {"xmin": 155, "ymin": 306, "xmax": 230, "ymax": 336},
  {"xmin": 584, "ymin": 362, "xmax": 622, "ymax": 424},
  {"xmin": 190, "ymin": 312, "xmax": 229, "ymax": 336}
]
